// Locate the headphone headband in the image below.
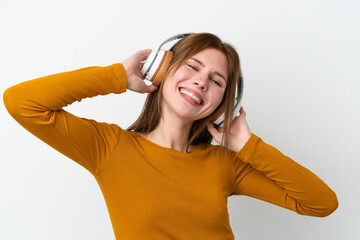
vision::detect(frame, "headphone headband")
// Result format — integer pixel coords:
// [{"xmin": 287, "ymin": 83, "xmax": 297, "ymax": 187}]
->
[
  {"xmin": 141, "ymin": 33, "xmax": 192, "ymax": 78},
  {"xmin": 157, "ymin": 33, "xmax": 191, "ymax": 51}
]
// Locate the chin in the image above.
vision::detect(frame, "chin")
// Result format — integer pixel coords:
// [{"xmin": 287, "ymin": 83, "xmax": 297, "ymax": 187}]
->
[{"xmin": 180, "ymin": 112, "xmax": 209, "ymax": 123}]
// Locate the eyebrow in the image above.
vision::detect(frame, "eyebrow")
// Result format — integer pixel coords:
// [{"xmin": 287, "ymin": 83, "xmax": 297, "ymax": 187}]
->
[{"xmin": 189, "ymin": 57, "xmax": 227, "ymax": 83}]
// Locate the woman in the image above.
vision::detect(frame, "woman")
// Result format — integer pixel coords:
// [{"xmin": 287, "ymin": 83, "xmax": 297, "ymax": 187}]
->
[{"xmin": 3, "ymin": 33, "xmax": 338, "ymax": 239}]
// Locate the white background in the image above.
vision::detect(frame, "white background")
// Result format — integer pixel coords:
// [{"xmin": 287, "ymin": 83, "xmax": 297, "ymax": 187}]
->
[{"xmin": 1, "ymin": 0, "xmax": 359, "ymax": 239}]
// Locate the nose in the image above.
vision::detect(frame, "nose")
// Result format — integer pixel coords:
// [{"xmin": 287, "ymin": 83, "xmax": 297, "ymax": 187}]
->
[{"xmin": 193, "ymin": 74, "xmax": 208, "ymax": 90}]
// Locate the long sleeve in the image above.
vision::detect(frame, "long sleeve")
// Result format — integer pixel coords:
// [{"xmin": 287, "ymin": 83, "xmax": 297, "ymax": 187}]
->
[
  {"xmin": 3, "ymin": 63, "xmax": 127, "ymax": 176},
  {"xmin": 231, "ymin": 133, "xmax": 338, "ymax": 217}
]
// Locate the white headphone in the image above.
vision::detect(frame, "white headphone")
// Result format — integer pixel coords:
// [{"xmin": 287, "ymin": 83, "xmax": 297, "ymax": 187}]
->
[{"xmin": 140, "ymin": 33, "xmax": 243, "ymax": 127}]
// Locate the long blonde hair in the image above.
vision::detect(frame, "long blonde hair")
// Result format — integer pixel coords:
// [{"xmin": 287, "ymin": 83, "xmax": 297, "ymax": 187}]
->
[{"xmin": 126, "ymin": 33, "xmax": 242, "ymax": 157}]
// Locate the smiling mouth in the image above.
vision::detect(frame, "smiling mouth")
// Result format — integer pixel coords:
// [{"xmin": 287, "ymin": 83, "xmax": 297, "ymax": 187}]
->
[{"xmin": 178, "ymin": 87, "xmax": 203, "ymax": 105}]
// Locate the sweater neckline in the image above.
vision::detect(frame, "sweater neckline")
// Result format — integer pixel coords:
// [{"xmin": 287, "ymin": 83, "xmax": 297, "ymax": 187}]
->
[{"xmin": 131, "ymin": 131, "xmax": 203, "ymax": 155}]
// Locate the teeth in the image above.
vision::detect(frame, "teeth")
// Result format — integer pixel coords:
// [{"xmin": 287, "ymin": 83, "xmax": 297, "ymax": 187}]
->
[{"xmin": 180, "ymin": 88, "xmax": 202, "ymax": 104}]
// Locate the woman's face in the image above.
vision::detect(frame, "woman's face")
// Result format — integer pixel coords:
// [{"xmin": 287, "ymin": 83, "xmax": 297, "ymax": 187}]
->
[{"xmin": 162, "ymin": 48, "xmax": 228, "ymax": 123}]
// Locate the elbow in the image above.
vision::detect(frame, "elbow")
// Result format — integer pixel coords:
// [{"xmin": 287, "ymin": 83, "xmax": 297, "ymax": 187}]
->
[
  {"xmin": 3, "ymin": 87, "xmax": 19, "ymax": 118},
  {"xmin": 297, "ymin": 188, "xmax": 339, "ymax": 218},
  {"xmin": 309, "ymin": 189, "xmax": 339, "ymax": 218},
  {"xmin": 3, "ymin": 85, "xmax": 28, "ymax": 120},
  {"xmin": 318, "ymin": 190, "xmax": 339, "ymax": 217}
]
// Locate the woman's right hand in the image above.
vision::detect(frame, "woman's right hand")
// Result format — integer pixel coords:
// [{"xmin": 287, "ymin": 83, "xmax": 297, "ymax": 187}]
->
[{"xmin": 122, "ymin": 49, "xmax": 159, "ymax": 94}]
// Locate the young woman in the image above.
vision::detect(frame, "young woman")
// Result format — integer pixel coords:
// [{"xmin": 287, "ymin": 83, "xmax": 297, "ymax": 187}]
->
[{"xmin": 3, "ymin": 33, "xmax": 338, "ymax": 239}]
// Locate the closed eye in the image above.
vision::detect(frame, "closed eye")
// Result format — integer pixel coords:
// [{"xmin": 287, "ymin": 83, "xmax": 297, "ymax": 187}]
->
[
  {"xmin": 212, "ymin": 79, "xmax": 221, "ymax": 86},
  {"xmin": 187, "ymin": 63, "xmax": 223, "ymax": 87},
  {"xmin": 187, "ymin": 64, "xmax": 198, "ymax": 71}
]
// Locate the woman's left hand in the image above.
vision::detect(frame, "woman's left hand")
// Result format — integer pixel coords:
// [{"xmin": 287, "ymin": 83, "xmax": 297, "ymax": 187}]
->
[{"xmin": 207, "ymin": 106, "xmax": 252, "ymax": 153}]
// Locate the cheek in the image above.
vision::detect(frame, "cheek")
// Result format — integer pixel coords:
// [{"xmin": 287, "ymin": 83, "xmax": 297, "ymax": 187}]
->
[
  {"xmin": 173, "ymin": 66, "xmax": 192, "ymax": 80},
  {"xmin": 161, "ymin": 75, "xmax": 178, "ymax": 101},
  {"xmin": 210, "ymin": 89, "xmax": 225, "ymax": 105},
  {"xmin": 163, "ymin": 70, "xmax": 189, "ymax": 94},
  {"xmin": 161, "ymin": 79, "xmax": 172, "ymax": 98}
]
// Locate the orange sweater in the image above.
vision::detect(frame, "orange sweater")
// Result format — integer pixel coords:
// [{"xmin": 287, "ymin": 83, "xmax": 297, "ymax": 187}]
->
[{"xmin": 3, "ymin": 63, "xmax": 338, "ymax": 239}]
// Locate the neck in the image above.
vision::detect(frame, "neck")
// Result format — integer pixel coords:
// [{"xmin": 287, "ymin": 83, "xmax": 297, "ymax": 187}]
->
[{"xmin": 140, "ymin": 112, "xmax": 194, "ymax": 153}]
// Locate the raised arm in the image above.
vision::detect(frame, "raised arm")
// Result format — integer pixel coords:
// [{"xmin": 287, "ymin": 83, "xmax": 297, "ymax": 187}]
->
[
  {"xmin": 3, "ymin": 63, "xmax": 128, "ymax": 176},
  {"xmin": 231, "ymin": 133, "xmax": 338, "ymax": 217}
]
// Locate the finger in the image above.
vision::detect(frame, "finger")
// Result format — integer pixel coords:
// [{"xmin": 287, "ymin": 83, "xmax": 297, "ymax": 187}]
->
[
  {"xmin": 147, "ymin": 84, "xmax": 159, "ymax": 93},
  {"xmin": 240, "ymin": 106, "xmax": 246, "ymax": 117},
  {"xmin": 207, "ymin": 122, "xmax": 220, "ymax": 139},
  {"xmin": 139, "ymin": 49, "xmax": 152, "ymax": 62}
]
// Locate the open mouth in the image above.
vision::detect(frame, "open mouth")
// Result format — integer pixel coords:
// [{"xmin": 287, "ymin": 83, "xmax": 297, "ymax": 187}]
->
[{"xmin": 178, "ymin": 87, "xmax": 203, "ymax": 105}]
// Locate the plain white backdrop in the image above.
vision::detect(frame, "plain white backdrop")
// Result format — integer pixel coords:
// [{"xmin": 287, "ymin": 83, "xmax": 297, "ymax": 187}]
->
[{"xmin": 1, "ymin": 0, "xmax": 359, "ymax": 239}]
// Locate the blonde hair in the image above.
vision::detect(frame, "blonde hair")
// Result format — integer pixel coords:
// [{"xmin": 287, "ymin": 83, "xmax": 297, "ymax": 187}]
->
[{"xmin": 126, "ymin": 33, "xmax": 242, "ymax": 157}]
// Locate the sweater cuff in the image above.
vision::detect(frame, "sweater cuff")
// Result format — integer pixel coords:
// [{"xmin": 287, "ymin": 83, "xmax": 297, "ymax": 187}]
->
[
  {"xmin": 112, "ymin": 63, "xmax": 127, "ymax": 94},
  {"xmin": 235, "ymin": 133, "xmax": 261, "ymax": 161}
]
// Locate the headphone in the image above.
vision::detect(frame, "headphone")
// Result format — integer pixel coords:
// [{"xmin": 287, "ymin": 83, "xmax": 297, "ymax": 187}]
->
[{"xmin": 140, "ymin": 33, "xmax": 243, "ymax": 127}]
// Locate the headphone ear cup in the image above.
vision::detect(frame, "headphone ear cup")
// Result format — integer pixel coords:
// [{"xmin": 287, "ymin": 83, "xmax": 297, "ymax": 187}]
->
[
  {"xmin": 151, "ymin": 50, "xmax": 173, "ymax": 86},
  {"xmin": 212, "ymin": 77, "xmax": 243, "ymax": 127},
  {"xmin": 210, "ymin": 105, "xmax": 225, "ymax": 125}
]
